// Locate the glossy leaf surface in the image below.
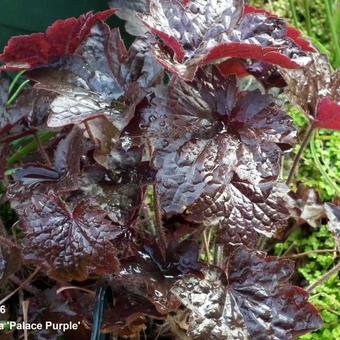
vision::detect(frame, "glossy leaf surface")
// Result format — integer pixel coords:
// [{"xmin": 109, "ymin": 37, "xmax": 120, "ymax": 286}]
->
[
  {"xmin": 144, "ymin": 68, "xmax": 295, "ymax": 246},
  {"xmin": 21, "ymin": 194, "xmax": 124, "ymax": 281},
  {"xmin": 141, "ymin": 0, "xmax": 311, "ymax": 80},
  {"xmin": 172, "ymin": 247, "xmax": 323, "ymax": 339}
]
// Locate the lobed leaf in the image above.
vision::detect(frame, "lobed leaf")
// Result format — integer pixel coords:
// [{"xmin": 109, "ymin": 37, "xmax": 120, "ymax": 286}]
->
[
  {"xmin": 113, "ymin": 240, "xmax": 201, "ymax": 314},
  {"xmin": 280, "ymin": 54, "xmax": 340, "ymax": 131},
  {"xmin": 143, "ymin": 67, "xmax": 295, "ymax": 247},
  {"xmin": 0, "ymin": 10, "xmax": 117, "ymax": 71},
  {"xmin": 140, "ymin": 0, "xmax": 312, "ymax": 80},
  {"xmin": 20, "ymin": 194, "xmax": 124, "ymax": 281},
  {"xmin": 172, "ymin": 247, "xmax": 323, "ymax": 339}
]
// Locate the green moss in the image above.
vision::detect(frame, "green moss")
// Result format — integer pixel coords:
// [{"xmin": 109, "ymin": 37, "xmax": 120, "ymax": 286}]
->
[{"xmin": 274, "ymin": 226, "xmax": 340, "ymax": 339}]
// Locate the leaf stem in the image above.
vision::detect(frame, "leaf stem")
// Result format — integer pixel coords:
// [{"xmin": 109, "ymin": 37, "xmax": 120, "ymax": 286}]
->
[
  {"xmin": 153, "ymin": 184, "xmax": 167, "ymax": 257},
  {"xmin": 288, "ymin": 0, "xmax": 300, "ymax": 28},
  {"xmin": 307, "ymin": 261, "xmax": 340, "ymax": 293},
  {"xmin": 33, "ymin": 132, "xmax": 52, "ymax": 167},
  {"xmin": 284, "ymin": 249, "xmax": 337, "ymax": 259},
  {"xmin": 303, "ymin": 0, "xmax": 312, "ymax": 36},
  {"xmin": 287, "ymin": 124, "xmax": 315, "ymax": 185},
  {"xmin": 202, "ymin": 229, "xmax": 212, "ymax": 263},
  {"xmin": 7, "ymin": 132, "xmax": 55, "ymax": 166},
  {"xmin": 0, "ymin": 267, "xmax": 40, "ymax": 305},
  {"xmin": 57, "ymin": 286, "xmax": 95, "ymax": 296}
]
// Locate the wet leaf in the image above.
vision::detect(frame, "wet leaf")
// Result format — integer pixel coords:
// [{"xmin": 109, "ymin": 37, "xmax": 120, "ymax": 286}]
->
[
  {"xmin": 28, "ymin": 21, "xmax": 162, "ymax": 133},
  {"xmin": 172, "ymin": 247, "xmax": 323, "ymax": 339},
  {"xmin": 144, "ymin": 67, "xmax": 295, "ymax": 246},
  {"xmin": 280, "ymin": 54, "xmax": 340, "ymax": 130},
  {"xmin": 113, "ymin": 240, "xmax": 201, "ymax": 314},
  {"xmin": 141, "ymin": 0, "xmax": 311, "ymax": 80},
  {"xmin": 8, "ymin": 127, "xmax": 83, "ymax": 199},
  {"xmin": 0, "ymin": 10, "xmax": 117, "ymax": 71},
  {"xmin": 20, "ymin": 194, "xmax": 124, "ymax": 281}
]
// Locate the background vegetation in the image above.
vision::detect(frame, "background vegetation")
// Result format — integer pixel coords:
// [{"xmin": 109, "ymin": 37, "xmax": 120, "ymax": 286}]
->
[{"xmin": 251, "ymin": 1, "xmax": 340, "ymax": 339}]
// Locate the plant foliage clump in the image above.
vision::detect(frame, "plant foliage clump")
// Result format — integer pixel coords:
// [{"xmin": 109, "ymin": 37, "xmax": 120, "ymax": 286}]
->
[{"xmin": 0, "ymin": 1, "xmax": 339, "ymax": 339}]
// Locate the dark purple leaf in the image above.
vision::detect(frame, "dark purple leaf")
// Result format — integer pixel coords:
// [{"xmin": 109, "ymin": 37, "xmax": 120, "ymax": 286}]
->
[
  {"xmin": 280, "ymin": 54, "xmax": 340, "ymax": 130},
  {"xmin": 113, "ymin": 240, "xmax": 201, "ymax": 313},
  {"xmin": 27, "ymin": 288, "xmax": 78, "ymax": 340},
  {"xmin": 29, "ymin": 22, "xmax": 162, "ymax": 131},
  {"xmin": 141, "ymin": 0, "xmax": 311, "ymax": 80},
  {"xmin": 102, "ymin": 288, "xmax": 164, "ymax": 334},
  {"xmin": 20, "ymin": 194, "xmax": 124, "ymax": 281},
  {"xmin": 243, "ymin": 5, "xmax": 315, "ymax": 53},
  {"xmin": 8, "ymin": 127, "xmax": 83, "ymax": 199},
  {"xmin": 172, "ymin": 247, "xmax": 323, "ymax": 339},
  {"xmin": 80, "ymin": 166, "xmax": 146, "ymax": 227},
  {"xmin": 143, "ymin": 67, "xmax": 295, "ymax": 247},
  {"xmin": 109, "ymin": 0, "xmax": 149, "ymax": 36},
  {"xmin": 0, "ymin": 87, "xmax": 54, "ymax": 141},
  {"xmin": 325, "ymin": 203, "xmax": 340, "ymax": 251}
]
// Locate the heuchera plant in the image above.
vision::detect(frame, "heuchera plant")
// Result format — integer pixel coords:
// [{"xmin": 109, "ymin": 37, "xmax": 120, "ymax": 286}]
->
[{"xmin": 0, "ymin": 0, "xmax": 339, "ymax": 339}]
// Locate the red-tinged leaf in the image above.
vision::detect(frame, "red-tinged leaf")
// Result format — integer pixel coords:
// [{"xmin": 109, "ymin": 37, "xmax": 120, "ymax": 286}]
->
[
  {"xmin": 20, "ymin": 194, "xmax": 124, "ymax": 281},
  {"xmin": 314, "ymin": 97, "xmax": 340, "ymax": 131},
  {"xmin": 217, "ymin": 59, "xmax": 249, "ymax": 78},
  {"xmin": 28, "ymin": 22, "xmax": 162, "ymax": 133},
  {"xmin": 325, "ymin": 203, "xmax": 340, "ymax": 251},
  {"xmin": 214, "ymin": 59, "xmax": 287, "ymax": 89},
  {"xmin": 172, "ymin": 247, "xmax": 323, "ymax": 339},
  {"xmin": 141, "ymin": 0, "xmax": 310, "ymax": 80},
  {"xmin": 280, "ymin": 54, "xmax": 339, "ymax": 128},
  {"xmin": 143, "ymin": 67, "xmax": 296, "ymax": 247},
  {"xmin": 243, "ymin": 5, "xmax": 315, "ymax": 53},
  {"xmin": 0, "ymin": 10, "xmax": 117, "ymax": 72},
  {"xmin": 8, "ymin": 127, "xmax": 83, "ymax": 200},
  {"xmin": 203, "ymin": 42, "xmax": 300, "ymax": 69}
]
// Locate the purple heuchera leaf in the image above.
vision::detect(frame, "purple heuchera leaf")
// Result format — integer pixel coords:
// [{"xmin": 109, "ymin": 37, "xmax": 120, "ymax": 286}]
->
[
  {"xmin": 21, "ymin": 21, "xmax": 162, "ymax": 135},
  {"xmin": 172, "ymin": 247, "xmax": 323, "ymax": 339},
  {"xmin": 113, "ymin": 240, "xmax": 201, "ymax": 314},
  {"xmin": 143, "ymin": 67, "xmax": 296, "ymax": 248},
  {"xmin": 280, "ymin": 53, "xmax": 340, "ymax": 131},
  {"xmin": 20, "ymin": 194, "xmax": 124, "ymax": 281},
  {"xmin": 141, "ymin": 0, "xmax": 311, "ymax": 80},
  {"xmin": 8, "ymin": 127, "xmax": 83, "ymax": 201}
]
